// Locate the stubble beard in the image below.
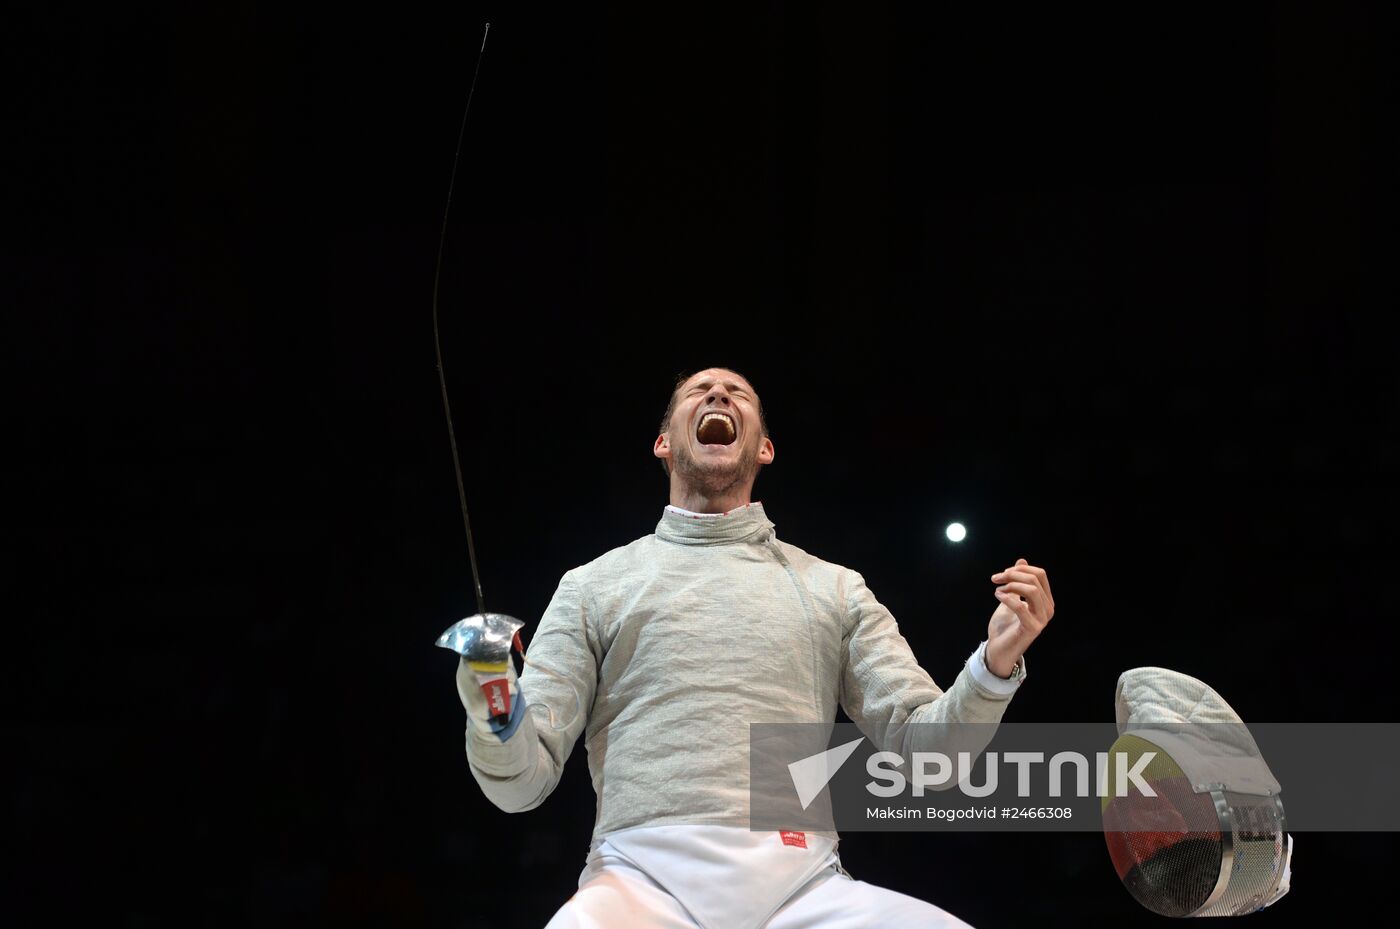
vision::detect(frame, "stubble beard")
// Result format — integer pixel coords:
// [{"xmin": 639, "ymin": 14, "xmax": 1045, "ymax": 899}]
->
[{"xmin": 671, "ymin": 438, "xmax": 761, "ymax": 498}]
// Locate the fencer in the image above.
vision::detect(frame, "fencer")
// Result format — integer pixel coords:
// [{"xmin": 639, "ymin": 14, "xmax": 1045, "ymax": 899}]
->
[{"xmin": 455, "ymin": 367, "xmax": 1057, "ymax": 928}]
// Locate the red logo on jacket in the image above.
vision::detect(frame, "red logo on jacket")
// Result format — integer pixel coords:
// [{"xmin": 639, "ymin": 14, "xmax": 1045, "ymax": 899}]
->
[{"xmin": 481, "ymin": 679, "xmax": 511, "ymax": 716}]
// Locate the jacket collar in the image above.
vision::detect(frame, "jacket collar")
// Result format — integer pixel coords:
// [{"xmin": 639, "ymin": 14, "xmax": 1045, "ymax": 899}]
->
[{"xmin": 655, "ymin": 501, "xmax": 775, "ymax": 545}]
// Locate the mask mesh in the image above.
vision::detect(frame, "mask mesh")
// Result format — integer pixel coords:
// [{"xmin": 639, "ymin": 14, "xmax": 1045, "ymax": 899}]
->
[{"xmin": 1101, "ymin": 733, "xmax": 1287, "ymax": 917}]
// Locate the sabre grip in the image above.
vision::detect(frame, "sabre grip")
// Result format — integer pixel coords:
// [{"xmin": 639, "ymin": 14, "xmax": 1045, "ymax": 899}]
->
[{"xmin": 456, "ymin": 654, "xmax": 526, "ymax": 742}]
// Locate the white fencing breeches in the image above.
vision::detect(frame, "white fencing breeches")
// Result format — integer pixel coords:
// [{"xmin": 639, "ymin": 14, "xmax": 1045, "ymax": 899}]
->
[{"xmin": 543, "ymin": 838, "xmax": 974, "ymax": 929}]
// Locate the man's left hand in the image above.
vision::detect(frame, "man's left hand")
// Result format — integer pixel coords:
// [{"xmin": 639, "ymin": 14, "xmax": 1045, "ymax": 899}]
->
[{"xmin": 986, "ymin": 557, "xmax": 1055, "ymax": 679}]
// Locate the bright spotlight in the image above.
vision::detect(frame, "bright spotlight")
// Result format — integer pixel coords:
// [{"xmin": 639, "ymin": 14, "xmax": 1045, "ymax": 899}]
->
[{"xmin": 945, "ymin": 522, "xmax": 967, "ymax": 543}]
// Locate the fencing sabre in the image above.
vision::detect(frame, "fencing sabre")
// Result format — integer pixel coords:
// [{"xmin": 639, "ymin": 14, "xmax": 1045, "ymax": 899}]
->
[{"xmin": 430, "ymin": 22, "xmax": 583, "ymax": 734}]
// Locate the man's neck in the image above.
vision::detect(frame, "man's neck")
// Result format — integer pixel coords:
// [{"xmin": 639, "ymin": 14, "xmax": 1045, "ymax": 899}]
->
[{"xmin": 668, "ymin": 484, "xmax": 753, "ymax": 515}]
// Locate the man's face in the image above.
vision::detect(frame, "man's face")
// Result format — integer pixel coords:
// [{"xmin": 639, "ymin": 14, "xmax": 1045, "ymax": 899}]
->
[{"xmin": 654, "ymin": 368, "xmax": 775, "ymax": 496}]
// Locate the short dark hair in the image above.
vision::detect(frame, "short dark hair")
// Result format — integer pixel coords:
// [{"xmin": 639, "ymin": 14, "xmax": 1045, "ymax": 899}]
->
[{"xmin": 657, "ymin": 368, "xmax": 769, "ymax": 476}]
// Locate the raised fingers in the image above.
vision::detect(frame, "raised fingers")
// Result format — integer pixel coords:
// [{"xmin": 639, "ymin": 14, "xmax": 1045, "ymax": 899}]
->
[
  {"xmin": 995, "ymin": 581, "xmax": 1049, "ymax": 618},
  {"xmin": 993, "ymin": 561, "xmax": 1054, "ymax": 618},
  {"xmin": 1019, "ymin": 560, "xmax": 1054, "ymax": 607},
  {"xmin": 994, "ymin": 588, "xmax": 1042, "ymax": 630}
]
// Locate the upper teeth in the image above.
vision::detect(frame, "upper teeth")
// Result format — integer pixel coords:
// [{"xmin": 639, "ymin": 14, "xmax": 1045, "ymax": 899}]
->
[{"xmin": 701, "ymin": 412, "xmax": 733, "ymax": 429}]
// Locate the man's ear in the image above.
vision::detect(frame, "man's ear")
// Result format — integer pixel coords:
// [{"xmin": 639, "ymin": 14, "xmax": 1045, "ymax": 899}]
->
[
  {"xmin": 758, "ymin": 436, "xmax": 775, "ymax": 465},
  {"xmin": 653, "ymin": 433, "xmax": 671, "ymax": 462}
]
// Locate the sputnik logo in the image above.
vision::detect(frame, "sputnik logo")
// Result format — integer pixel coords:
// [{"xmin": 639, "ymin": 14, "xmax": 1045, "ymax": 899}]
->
[{"xmin": 788, "ymin": 737, "xmax": 866, "ymax": 810}]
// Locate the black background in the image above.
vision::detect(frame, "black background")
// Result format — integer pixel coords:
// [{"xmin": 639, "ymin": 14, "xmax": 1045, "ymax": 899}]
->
[{"xmin": 9, "ymin": 1, "xmax": 1396, "ymax": 926}]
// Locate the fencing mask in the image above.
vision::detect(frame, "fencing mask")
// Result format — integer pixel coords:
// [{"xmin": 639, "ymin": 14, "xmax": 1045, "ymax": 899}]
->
[{"xmin": 1102, "ymin": 667, "xmax": 1293, "ymax": 916}]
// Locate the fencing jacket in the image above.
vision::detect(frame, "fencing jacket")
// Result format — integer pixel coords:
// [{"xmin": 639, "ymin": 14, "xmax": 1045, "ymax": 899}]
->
[{"xmin": 465, "ymin": 502, "xmax": 1022, "ymax": 839}]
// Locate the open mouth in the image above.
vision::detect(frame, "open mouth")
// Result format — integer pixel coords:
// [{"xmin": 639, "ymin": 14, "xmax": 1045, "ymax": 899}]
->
[{"xmin": 696, "ymin": 411, "xmax": 737, "ymax": 446}]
